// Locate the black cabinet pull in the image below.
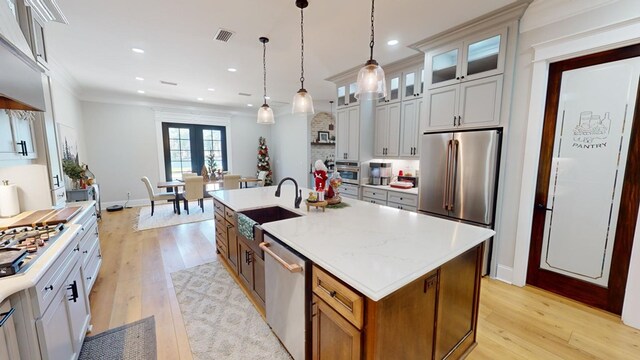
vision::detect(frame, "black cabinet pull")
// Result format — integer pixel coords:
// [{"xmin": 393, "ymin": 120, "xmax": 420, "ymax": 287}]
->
[
  {"xmin": 45, "ymin": 285, "xmax": 53, "ymax": 291},
  {"xmin": 67, "ymin": 281, "xmax": 79, "ymax": 303},
  {"xmin": 453, "ymin": 116, "xmax": 457, "ymax": 126},
  {"xmin": 456, "ymin": 77, "xmax": 460, "ymax": 80},
  {"xmin": 0, "ymin": 307, "xmax": 15, "ymax": 327},
  {"xmin": 461, "ymin": 76, "xmax": 465, "ymax": 79},
  {"xmin": 16, "ymin": 141, "xmax": 27, "ymax": 156},
  {"xmin": 54, "ymin": 175, "xmax": 60, "ymax": 187},
  {"xmin": 329, "ymin": 291, "xmax": 337, "ymax": 298},
  {"xmin": 82, "ymin": 250, "xmax": 88, "ymax": 254},
  {"xmin": 457, "ymin": 116, "xmax": 462, "ymax": 127},
  {"xmin": 536, "ymin": 204, "xmax": 553, "ymax": 212}
]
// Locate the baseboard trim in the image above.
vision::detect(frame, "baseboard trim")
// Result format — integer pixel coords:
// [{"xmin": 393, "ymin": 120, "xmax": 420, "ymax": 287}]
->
[
  {"xmin": 102, "ymin": 199, "xmax": 148, "ymax": 208},
  {"xmin": 495, "ymin": 264, "xmax": 514, "ymax": 285}
]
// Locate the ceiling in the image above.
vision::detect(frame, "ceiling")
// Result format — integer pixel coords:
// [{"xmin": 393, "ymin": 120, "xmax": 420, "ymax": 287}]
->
[{"xmin": 46, "ymin": 0, "xmax": 516, "ymax": 110}]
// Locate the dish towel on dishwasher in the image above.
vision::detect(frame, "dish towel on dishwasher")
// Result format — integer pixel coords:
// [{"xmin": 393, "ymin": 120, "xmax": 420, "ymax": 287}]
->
[{"xmin": 237, "ymin": 213, "xmax": 257, "ymax": 241}]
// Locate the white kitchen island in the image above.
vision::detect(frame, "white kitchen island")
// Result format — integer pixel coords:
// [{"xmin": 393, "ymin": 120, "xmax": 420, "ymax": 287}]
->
[{"xmin": 212, "ymin": 185, "xmax": 494, "ymax": 360}]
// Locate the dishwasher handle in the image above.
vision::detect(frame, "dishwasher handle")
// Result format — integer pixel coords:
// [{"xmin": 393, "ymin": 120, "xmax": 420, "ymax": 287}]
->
[{"xmin": 259, "ymin": 242, "xmax": 303, "ymax": 273}]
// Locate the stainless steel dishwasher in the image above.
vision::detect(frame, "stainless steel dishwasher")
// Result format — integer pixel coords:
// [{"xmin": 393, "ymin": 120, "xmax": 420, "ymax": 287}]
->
[{"xmin": 260, "ymin": 233, "xmax": 309, "ymax": 360}]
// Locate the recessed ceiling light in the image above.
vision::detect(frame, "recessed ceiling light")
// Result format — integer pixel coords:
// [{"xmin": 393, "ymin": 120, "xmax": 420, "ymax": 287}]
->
[
  {"xmin": 132, "ymin": 48, "xmax": 145, "ymax": 54},
  {"xmin": 135, "ymin": 77, "xmax": 144, "ymax": 81},
  {"xmin": 137, "ymin": 90, "xmax": 145, "ymax": 94},
  {"xmin": 387, "ymin": 40, "xmax": 399, "ymax": 46},
  {"xmin": 207, "ymin": 88, "xmax": 215, "ymax": 91},
  {"xmin": 197, "ymin": 97, "xmax": 204, "ymax": 101},
  {"xmin": 227, "ymin": 68, "xmax": 237, "ymax": 72},
  {"xmin": 247, "ymin": 104, "xmax": 253, "ymax": 107}
]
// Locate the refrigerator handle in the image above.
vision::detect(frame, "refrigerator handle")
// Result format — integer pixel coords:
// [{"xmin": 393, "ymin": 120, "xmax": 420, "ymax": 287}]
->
[
  {"xmin": 448, "ymin": 139, "xmax": 460, "ymax": 211},
  {"xmin": 443, "ymin": 140, "xmax": 453, "ymax": 210}
]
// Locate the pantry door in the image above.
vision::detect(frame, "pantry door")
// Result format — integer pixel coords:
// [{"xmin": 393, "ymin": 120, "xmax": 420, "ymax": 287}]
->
[{"xmin": 527, "ymin": 44, "xmax": 640, "ymax": 314}]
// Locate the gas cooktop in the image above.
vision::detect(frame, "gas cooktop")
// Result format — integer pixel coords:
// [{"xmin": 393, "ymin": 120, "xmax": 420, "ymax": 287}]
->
[{"xmin": 0, "ymin": 223, "xmax": 67, "ymax": 278}]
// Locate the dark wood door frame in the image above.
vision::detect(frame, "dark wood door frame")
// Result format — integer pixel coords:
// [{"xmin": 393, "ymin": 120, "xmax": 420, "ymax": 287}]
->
[{"xmin": 527, "ymin": 43, "xmax": 640, "ymax": 315}]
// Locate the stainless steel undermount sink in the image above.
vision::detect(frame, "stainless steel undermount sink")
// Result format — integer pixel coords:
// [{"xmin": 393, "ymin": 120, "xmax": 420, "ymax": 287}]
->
[
  {"xmin": 238, "ymin": 206, "xmax": 302, "ymax": 255},
  {"xmin": 240, "ymin": 206, "xmax": 302, "ymax": 225}
]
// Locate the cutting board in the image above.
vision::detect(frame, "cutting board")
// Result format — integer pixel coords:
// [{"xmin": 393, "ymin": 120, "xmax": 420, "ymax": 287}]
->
[{"xmin": 5, "ymin": 206, "xmax": 83, "ymax": 229}]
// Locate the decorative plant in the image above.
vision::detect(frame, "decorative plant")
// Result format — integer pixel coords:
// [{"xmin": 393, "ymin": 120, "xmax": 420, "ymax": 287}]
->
[
  {"xmin": 206, "ymin": 152, "xmax": 218, "ymax": 177},
  {"xmin": 62, "ymin": 159, "xmax": 84, "ymax": 180},
  {"xmin": 256, "ymin": 137, "xmax": 273, "ymax": 186}
]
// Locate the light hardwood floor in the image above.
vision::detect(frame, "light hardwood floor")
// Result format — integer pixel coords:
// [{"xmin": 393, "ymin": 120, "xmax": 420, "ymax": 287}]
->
[{"xmin": 89, "ymin": 207, "xmax": 640, "ymax": 359}]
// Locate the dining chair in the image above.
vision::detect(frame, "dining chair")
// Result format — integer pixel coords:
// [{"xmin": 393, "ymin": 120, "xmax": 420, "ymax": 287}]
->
[
  {"xmin": 180, "ymin": 175, "xmax": 205, "ymax": 214},
  {"xmin": 223, "ymin": 174, "xmax": 241, "ymax": 190},
  {"xmin": 182, "ymin": 172, "xmax": 197, "ymax": 179},
  {"xmin": 141, "ymin": 176, "xmax": 176, "ymax": 216},
  {"xmin": 257, "ymin": 171, "xmax": 268, "ymax": 187}
]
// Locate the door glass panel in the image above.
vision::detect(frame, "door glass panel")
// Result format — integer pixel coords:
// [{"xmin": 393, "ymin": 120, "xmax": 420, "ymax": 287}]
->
[
  {"xmin": 539, "ymin": 59, "xmax": 638, "ymax": 286},
  {"xmin": 348, "ymin": 82, "xmax": 358, "ymax": 104},
  {"xmin": 466, "ymin": 35, "xmax": 500, "ymax": 76},
  {"xmin": 420, "ymin": 69, "xmax": 425, "ymax": 93},
  {"xmin": 167, "ymin": 126, "xmax": 192, "ymax": 180},
  {"xmin": 432, "ymin": 49, "xmax": 458, "ymax": 84},
  {"xmin": 390, "ymin": 76, "xmax": 399, "ymax": 101},
  {"xmin": 202, "ymin": 129, "xmax": 224, "ymax": 174},
  {"xmin": 337, "ymin": 86, "xmax": 346, "ymax": 106},
  {"xmin": 405, "ymin": 72, "xmax": 415, "ymax": 97}
]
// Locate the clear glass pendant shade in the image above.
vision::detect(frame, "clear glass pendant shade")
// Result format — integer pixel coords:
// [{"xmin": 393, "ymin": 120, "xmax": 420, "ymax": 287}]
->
[
  {"xmin": 257, "ymin": 104, "xmax": 274, "ymax": 124},
  {"xmin": 292, "ymin": 89, "xmax": 314, "ymax": 114},
  {"xmin": 355, "ymin": 61, "xmax": 386, "ymax": 101}
]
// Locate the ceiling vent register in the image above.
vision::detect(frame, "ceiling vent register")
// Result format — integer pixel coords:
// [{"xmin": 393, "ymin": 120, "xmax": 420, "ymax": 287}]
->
[
  {"xmin": 214, "ymin": 29, "xmax": 235, "ymax": 42},
  {"xmin": 160, "ymin": 81, "xmax": 178, "ymax": 86}
]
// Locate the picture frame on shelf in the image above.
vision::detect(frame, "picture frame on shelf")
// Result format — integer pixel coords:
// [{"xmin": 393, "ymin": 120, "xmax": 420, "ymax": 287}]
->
[{"xmin": 318, "ymin": 131, "xmax": 329, "ymax": 143}]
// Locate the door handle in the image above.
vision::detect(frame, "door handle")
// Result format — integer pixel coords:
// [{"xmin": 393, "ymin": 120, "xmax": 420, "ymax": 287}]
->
[
  {"xmin": 448, "ymin": 139, "xmax": 459, "ymax": 211},
  {"xmin": 536, "ymin": 203, "xmax": 553, "ymax": 212},
  {"xmin": 259, "ymin": 242, "xmax": 303, "ymax": 273},
  {"xmin": 67, "ymin": 281, "xmax": 79, "ymax": 303},
  {"xmin": 443, "ymin": 140, "xmax": 452, "ymax": 210}
]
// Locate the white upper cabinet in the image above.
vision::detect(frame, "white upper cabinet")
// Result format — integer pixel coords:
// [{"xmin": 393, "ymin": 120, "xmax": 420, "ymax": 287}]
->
[
  {"xmin": 427, "ymin": 28, "xmax": 507, "ymax": 90},
  {"xmin": 425, "ymin": 75, "xmax": 503, "ymax": 131},
  {"xmin": 378, "ymin": 71, "xmax": 402, "ymax": 105},
  {"xmin": 374, "ymin": 103, "xmax": 400, "ymax": 157},
  {"xmin": 402, "ymin": 65, "xmax": 425, "ymax": 100},
  {"xmin": 399, "ymin": 98, "xmax": 422, "ymax": 157},
  {"xmin": 336, "ymin": 107, "xmax": 360, "ymax": 161},
  {"xmin": 336, "ymin": 81, "xmax": 360, "ymax": 108},
  {"xmin": 0, "ymin": 110, "xmax": 37, "ymax": 160}
]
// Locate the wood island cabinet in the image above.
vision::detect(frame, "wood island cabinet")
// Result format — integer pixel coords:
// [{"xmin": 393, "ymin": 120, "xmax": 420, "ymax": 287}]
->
[{"xmin": 312, "ymin": 245, "xmax": 483, "ymax": 360}]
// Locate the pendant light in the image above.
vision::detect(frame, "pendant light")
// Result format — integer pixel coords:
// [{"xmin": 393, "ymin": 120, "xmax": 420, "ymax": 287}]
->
[
  {"xmin": 291, "ymin": 0, "xmax": 314, "ymax": 114},
  {"xmin": 257, "ymin": 37, "xmax": 275, "ymax": 124},
  {"xmin": 355, "ymin": 0, "xmax": 386, "ymax": 101}
]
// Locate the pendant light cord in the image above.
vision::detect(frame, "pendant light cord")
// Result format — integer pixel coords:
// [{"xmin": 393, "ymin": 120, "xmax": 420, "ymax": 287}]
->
[
  {"xmin": 369, "ymin": 0, "xmax": 375, "ymax": 61},
  {"xmin": 263, "ymin": 41, "xmax": 267, "ymax": 104},
  {"xmin": 300, "ymin": 8, "xmax": 305, "ymax": 89}
]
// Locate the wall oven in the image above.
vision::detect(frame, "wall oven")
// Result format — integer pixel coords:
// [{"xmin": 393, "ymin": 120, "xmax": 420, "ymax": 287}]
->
[{"xmin": 335, "ymin": 161, "xmax": 360, "ymax": 185}]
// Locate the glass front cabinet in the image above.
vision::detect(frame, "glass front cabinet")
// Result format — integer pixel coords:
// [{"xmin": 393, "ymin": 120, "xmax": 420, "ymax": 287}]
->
[{"xmin": 427, "ymin": 28, "xmax": 507, "ymax": 89}]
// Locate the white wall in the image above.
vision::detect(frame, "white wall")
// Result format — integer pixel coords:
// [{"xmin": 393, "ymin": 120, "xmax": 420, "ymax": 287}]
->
[
  {"xmin": 270, "ymin": 111, "xmax": 310, "ymax": 187},
  {"xmin": 81, "ymin": 101, "xmax": 271, "ymax": 205},
  {"xmin": 49, "ymin": 74, "xmax": 86, "ymax": 163}
]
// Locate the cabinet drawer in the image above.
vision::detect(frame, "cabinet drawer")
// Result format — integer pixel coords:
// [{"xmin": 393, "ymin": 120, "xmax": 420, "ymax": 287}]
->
[
  {"xmin": 83, "ymin": 242, "xmax": 102, "ymax": 292},
  {"xmin": 0, "ymin": 299, "xmax": 20, "ymax": 360},
  {"xmin": 32, "ymin": 230, "xmax": 81, "ymax": 317},
  {"xmin": 214, "ymin": 213, "xmax": 226, "ymax": 233},
  {"xmin": 216, "ymin": 237, "xmax": 228, "ymax": 258},
  {"xmin": 387, "ymin": 192, "xmax": 418, "ymax": 207},
  {"xmin": 312, "ymin": 265, "xmax": 364, "ymax": 329},
  {"xmin": 53, "ymin": 187, "xmax": 66, "ymax": 207},
  {"xmin": 214, "ymin": 199, "xmax": 225, "ymax": 216},
  {"xmin": 362, "ymin": 188, "xmax": 387, "ymax": 201},
  {"xmin": 224, "ymin": 207, "xmax": 235, "ymax": 224},
  {"xmin": 73, "ymin": 207, "xmax": 97, "ymax": 227},
  {"xmin": 387, "ymin": 202, "xmax": 417, "ymax": 212},
  {"xmin": 79, "ymin": 222, "xmax": 99, "ymax": 268},
  {"xmin": 363, "ymin": 197, "xmax": 386, "ymax": 206}
]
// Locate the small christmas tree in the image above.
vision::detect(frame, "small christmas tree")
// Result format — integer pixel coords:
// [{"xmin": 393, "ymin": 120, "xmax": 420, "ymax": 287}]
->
[{"xmin": 257, "ymin": 137, "xmax": 273, "ymax": 186}]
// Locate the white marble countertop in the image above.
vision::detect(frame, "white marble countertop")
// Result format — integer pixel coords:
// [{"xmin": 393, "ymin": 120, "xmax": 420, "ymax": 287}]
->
[
  {"xmin": 0, "ymin": 202, "xmax": 95, "ymax": 303},
  {"xmin": 360, "ymin": 184, "xmax": 419, "ymax": 195},
  {"xmin": 212, "ymin": 186, "xmax": 493, "ymax": 301}
]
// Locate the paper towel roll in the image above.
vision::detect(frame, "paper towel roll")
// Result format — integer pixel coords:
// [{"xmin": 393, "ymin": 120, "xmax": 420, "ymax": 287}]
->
[{"xmin": 0, "ymin": 181, "xmax": 20, "ymax": 218}]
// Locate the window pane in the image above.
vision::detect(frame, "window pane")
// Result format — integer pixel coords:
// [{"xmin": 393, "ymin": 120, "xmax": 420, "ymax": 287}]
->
[
  {"xmin": 203, "ymin": 130, "xmax": 212, "ymax": 140},
  {"xmin": 169, "ymin": 128, "xmax": 179, "ymax": 138},
  {"xmin": 180, "ymin": 140, "xmax": 190, "ymax": 150},
  {"xmin": 213, "ymin": 141, "xmax": 221, "ymax": 151},
  {"xmin": 213, "ymin": 131, "xmax": 221, "ymax": 141},
  {"xmin": 170, "ymin": 139, "xmax": 180, "ymax": 150},
  {"xmin": 170, "ymin": 151, "xmax": 181, "ymax": 161},
  {"xmin": 179, "ymin": 128, "xmax": 190, "ymax": 138},
  {"xmin": 204, "ymin": 141, "xmax": 212, "ymax": 151}
]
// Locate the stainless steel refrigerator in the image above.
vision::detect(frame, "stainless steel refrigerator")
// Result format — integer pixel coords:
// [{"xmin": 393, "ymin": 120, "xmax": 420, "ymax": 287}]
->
[{"xmin": 419, "ymin": 128, "xmax": 502, "ymax": 274}]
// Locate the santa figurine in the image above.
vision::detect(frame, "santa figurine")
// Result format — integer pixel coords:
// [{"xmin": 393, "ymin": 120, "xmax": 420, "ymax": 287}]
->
[{"xmin": 314, "ymin": 160, "xmax": 328, "ymax": 193}]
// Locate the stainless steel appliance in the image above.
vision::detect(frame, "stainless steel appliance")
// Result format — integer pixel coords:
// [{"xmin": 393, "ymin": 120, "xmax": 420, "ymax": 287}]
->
[
  {"xmin": 419, "ymin": 128, "xmax": 502, "ymax": 274},
  {"xmin": 335, "ymin": 161, "xmax": 360, "ymax": 185},
  {"xmin": 369, "ymin": 162, "xmax": 392, "ymax": 186},
  {"xmin": 0, "ymin": 223, "xmax": 67, "ymax": 277},
  {"xmin": 261, "ymin": 233, "xmax": 309, "ymax": 360}
]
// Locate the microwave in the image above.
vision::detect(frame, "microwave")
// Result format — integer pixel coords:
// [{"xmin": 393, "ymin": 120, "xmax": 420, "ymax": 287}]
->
[{"xmin": 335, "ymin": 161, "xmax": 360, "ymax": 185}]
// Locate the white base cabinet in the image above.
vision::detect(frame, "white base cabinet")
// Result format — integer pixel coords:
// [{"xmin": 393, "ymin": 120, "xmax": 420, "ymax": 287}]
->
[
  {"xmin": 362, "ymin": 188, "xmax": 418, "ymax": 212},
  {"xmin": 0, "ymin": 299, "xmax": 21, "ymax": 360}
]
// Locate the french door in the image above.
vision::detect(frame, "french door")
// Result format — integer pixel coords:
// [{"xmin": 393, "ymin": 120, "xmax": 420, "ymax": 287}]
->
[
  {"xmin": 162, "ymin": 122, "xmax": 228, "ymax": 181},
  {"xmin": 527, "ymin": 44, "xmax": 640, "ymax": 314}
]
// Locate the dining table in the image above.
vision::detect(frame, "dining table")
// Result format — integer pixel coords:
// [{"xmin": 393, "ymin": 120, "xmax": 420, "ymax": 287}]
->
[
  {"xmin": 157, "ymin": 179, "xmax": 226, "ymax": 214},
  {"xmin": 239, "ymin": 177, "xmax": 260, "ymax": 188}
]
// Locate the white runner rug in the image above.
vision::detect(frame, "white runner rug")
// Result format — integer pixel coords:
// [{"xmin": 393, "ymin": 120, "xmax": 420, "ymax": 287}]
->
[{"xmin": 135, "ymin": 199, "xmax": 213, "ymax": 231}]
